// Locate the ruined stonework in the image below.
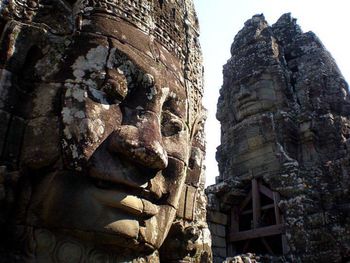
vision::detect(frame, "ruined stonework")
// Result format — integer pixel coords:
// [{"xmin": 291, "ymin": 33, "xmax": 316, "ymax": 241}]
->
[
  {"xmin": 208, "ymin": 14, "xmax": 350, "ymax": 262},
  {"xmin": 0, "ymin": 0, "xmax": 211, "ymax": 262}
]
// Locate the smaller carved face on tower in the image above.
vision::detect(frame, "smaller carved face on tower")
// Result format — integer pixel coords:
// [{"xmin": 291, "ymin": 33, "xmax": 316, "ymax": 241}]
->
[{"xmin": 232, "ymin": 77, "xmax": 279, "ymax": 122}]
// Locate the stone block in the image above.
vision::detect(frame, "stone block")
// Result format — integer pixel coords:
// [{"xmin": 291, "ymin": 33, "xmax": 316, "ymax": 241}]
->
[
  {"xmin": 176, "ymin": 185, "xmax": 186, "ymax": 218},
  {"xmin": 21, "ymin": 117, "xmax": 60, "ymax": 169},
  {"xmin": 212, "ymin": 235, "xmax": 226, "ymax": 248},
  {"xmin": 186, "ymin": 147, "xmax": 204, "ymax": 186},
  {"xmin": 2, "ymin": 116, "xmax": 25, "ymax": 167},
  {"xmin": 212, "ymin": 247, "xmax": 226, "ymax": 258},
  {"xmin": 213, "ymin": 256, "xmax": 225, "ymax": 263},
  {"xmin": 0, "ymin": 69, "xmax": 12, "ymax": 109},
  {"xmin": 209, "ymin": 223, "xmax": 226, "ymax": 238},
  {"xmin": 31, "ymin": 83, "xmax": 61, "ymax": 118},
  {"xmin": 236, "ymin": 144, "xmax": 274, "ymax": 164},
  {"xmin": 208, "ymin": 222, "xmax": 217, "ymax": 235},
  {"xmin": 184, "ymin": 185, "xmax": 197, "ymax": 220},
  {"xmin": 176, "ymin": 184, "xmax": 197, "ymax": 220},
  {"xmin": 0, "ymin": 110, "xmax": 10, "ymax": 157},
  {"xmin": 207, "ymin": 193, "xmax": 220, "ymax": 210},
  {"xmin": 207, "ymin": 210, "xmax": 228, "ymax": 225},
  {"xmin": 216, "ymin": 224, "xmax": 226, "ymax": 237}
]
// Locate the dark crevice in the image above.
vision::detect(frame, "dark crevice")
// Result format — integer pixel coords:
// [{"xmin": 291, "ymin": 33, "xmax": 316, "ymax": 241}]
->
[
  {"xmin": 0, "ymin": 18, "xmax": 6, "ymax": 40},
  {"xmin": 283, "ymin": 52, "xmax": 302, "ymax": 107},
  {"xmin": 0, "ymin": 115, "xmax": 13, "ymax": 164},
  {"xmin": 172, "ymin": 8, "xmax": 176, "ymax": 19},
  {"xmin": 17, "ymin": 45, "xmax": 43, "ymax": 92},
  {"xmin": 284, "ymin": 52, "xmax": 297, "ymax": 62}
]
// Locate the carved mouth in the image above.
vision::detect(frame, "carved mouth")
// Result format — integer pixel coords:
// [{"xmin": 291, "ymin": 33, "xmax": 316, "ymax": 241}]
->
[
  {"xmin": 92, "ymin": 183, "xmax": 160, "ymax": 218},
  {"xmin": 89, "ymin": 175, "xmax": 163, "ymax": 218},
  {"xmin": 234, "ymin": 98, "xmax": 265, "ymax": 122},
  {"xmin": 87, "ymin": 140, "xmax": 169, "ymax": 220},
  {"xmin": 236, "ymin": 98, "xmax": 257, "ymax": 112}
]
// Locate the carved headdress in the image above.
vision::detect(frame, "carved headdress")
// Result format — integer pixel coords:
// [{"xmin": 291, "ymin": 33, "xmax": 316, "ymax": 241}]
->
[{"xmin": 74, "ymin": 0, "xmax": 198, "ymax": 61}]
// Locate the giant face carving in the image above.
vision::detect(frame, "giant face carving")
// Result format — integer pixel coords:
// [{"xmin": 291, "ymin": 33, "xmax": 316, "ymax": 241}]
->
[
  {"xmin": 19, "ymin": 17, "xmax": 203, "ymax": 257},
  {"xmin": 222, "ymin": 73, "xmax": 290, "ymax": 178},
  {"xmin": 231, "ymin": 76, "xmax": 280, "ymax": 122}
]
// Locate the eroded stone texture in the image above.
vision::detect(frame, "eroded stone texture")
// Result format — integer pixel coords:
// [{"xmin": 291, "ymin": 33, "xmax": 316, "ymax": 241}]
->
[
  {"xmin": 208, "ymin": 13, "xmax": 350, "ymax": 262},
  {"xmin": 0, "ymin": 0, "xmax": 211, "ymax": 262}
]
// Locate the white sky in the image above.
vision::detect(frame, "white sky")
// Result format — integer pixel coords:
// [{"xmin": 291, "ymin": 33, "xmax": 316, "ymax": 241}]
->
[{"xmin": 193, "ymin": 0, "xmax": 350, "ymax": 186}]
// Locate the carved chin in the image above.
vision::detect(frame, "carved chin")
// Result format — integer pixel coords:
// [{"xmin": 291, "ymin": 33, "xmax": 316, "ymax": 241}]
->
[{"xmin": 23, "ymin": 165, "xmax": 184, "ymax": 252}]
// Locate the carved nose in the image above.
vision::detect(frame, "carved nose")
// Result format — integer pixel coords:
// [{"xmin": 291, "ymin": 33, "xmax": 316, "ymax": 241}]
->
[
  {"xmin": 108, "ymin": 111, "xmax": 168, "ymax": 170},
  {"xmin": 238, "ymin": 84, "xmax": 251, "ymax": 99}
]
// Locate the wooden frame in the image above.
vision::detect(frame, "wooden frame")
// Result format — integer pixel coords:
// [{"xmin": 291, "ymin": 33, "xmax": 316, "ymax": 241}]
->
[
  {"xmin": 229, "ymin": 177, "xmax": 288, "ymax": 255},
  {"xmin": 229, "ymin": 224, "xmax": 284, "ymax": 242}
]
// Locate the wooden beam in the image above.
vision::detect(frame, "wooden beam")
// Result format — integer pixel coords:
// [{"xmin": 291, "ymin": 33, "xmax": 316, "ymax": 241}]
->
[
  {"xmin": 231, "ymin": 207, "xmax": 239, "ymax": 233},
  {"xmin": 259, "ymin": 183, "xmax": 274, "ymax": 200},
  {"xmin": 239, "ymin": 190, "xmax": 252, "ymax": 211},
  {"xmin": 229, "ymin": 224, "xmax": 284, "ymax": 242},
  {"xmin": 241, "ymin": 204, "xmax": 275, "ymax": 215},
  {"xmin": 252, "ymin": 179, "xmax": 261, "ymax": 228},
  {"xmin": 273, "ymin": 192, "xmax": 281, "ymax": 225}
]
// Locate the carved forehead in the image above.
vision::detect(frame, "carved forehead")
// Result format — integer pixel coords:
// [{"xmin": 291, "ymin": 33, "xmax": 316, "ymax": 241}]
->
[
  {"xmin": 74, "ymin": 0, "xmax": 200, "ymax": 63},
  {"xmin": 79, "ymin": 16, "xmax": 185, "ymax": 84},
  {"xmin": 232, "ymin": 73, "xmax": 280, "ymax": 87}
]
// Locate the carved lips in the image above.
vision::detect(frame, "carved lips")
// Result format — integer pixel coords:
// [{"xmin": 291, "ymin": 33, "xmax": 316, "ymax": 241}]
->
[
  {"xmin": 92, "ymin": 190, "xmax": 159, "ymax": 217},
  {"xmin": 88, "ymin": 141, "xmax": 163, "ymax": 219}
]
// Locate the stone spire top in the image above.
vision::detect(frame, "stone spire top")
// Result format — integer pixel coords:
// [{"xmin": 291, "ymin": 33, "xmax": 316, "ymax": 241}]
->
[
  {"xmin": 226, "ymin": 14, "xmax": 285, "ymax": 86},
  {"xmin": 230, "ymin": 14, "xmax": 270, "ymax": 54}
]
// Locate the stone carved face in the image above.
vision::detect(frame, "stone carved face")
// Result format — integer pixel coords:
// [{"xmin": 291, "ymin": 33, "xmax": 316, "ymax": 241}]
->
[
  {"xmin": 223, "ymin": 74, "xmax": 287, "ymax": 177},
  {"xmin": 232, "ymin": 77, "xmax": 278, "ymax": 122},
  {"xmin": 20, "ymin": 18, "xmax": 202, "ymax": 256}
]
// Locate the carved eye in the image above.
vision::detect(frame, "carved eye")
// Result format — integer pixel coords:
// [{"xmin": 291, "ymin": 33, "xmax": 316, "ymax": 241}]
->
[{"xmin": 161, "ymin": 113, "xmax": 183, "ymax": 137}]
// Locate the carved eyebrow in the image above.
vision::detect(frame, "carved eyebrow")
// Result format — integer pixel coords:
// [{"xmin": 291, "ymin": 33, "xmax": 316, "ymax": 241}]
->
[
  {"xmin": 161, "ymin": 95, "xmax": 185, "ymax": 119},
  {"xmin": 161, "ymin": 108, "xmax": 182, "ymax": 122},
  {"xmin": 87, "ymin": 86, "xmax": 123, "ymax": 107}
]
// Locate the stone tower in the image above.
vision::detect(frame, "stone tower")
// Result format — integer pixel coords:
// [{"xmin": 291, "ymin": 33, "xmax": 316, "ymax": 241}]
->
[
  {"xmin": 207, "ymin": 13, "xmax": 350, "ymax": 262},
  {"xmin": 0, "ymin": 0, "xmax": 211, "ymax": 262}
]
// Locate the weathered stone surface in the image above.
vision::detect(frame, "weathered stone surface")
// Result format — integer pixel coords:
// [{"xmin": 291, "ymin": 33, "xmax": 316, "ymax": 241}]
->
[
  {"xmin": 0, "ymin": 0, "xmax": 211, "ymax": 262},
  {"xmin": 213, "ymin": 247, "xmax": 227, "ymax": 258},
  {"xmin": 209, "ymin": 223, "xmax": 226, "ymax": 238},
  {"xmin": 212, "ymin": 235, "xmax": 226, "ymax": 248},
  {"xmin": 208, "ymin": 210, "xmax": 228, "ymax": 225},
  {"xmin": 208, "ymin": 13, "xmax": 350, "ymax": 262},
  {"xmin": 21, "ymin": 117, "xmax": 60, "ymax": 169},
  {"xmin": 0, "ymin": 110, "xmax": 10, "ymax": 156},
  {"xmin": 224, "ymin": 253, "xmax": 284, "ymax": 263}
]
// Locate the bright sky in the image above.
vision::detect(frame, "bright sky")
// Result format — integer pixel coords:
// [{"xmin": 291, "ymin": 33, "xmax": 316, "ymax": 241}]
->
[{"xmin": 193, "ymin": 0, "xmax": 350, "ymax": 186}]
